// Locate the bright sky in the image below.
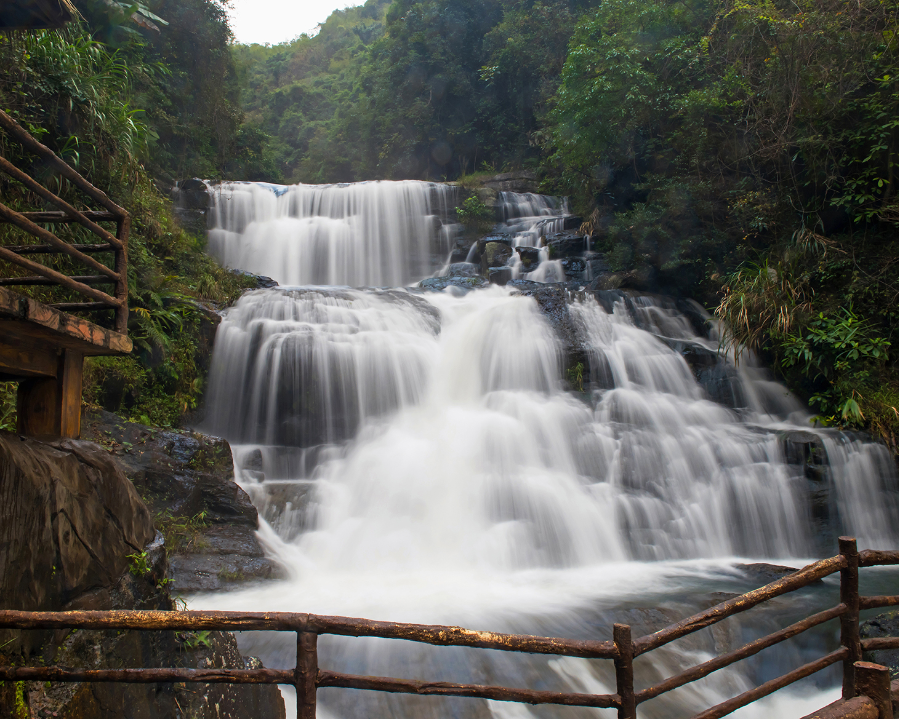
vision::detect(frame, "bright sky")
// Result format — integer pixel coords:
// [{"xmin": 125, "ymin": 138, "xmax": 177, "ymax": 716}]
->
[{"xmin": 228, "ymin": 0, "xmax": 362, "ymax": 45}]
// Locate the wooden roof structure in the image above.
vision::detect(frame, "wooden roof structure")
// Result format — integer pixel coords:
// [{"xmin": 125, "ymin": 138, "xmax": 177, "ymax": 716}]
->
[{"xmin": 0, "ymin": 0, "xmax": 76, "ymax": 31}]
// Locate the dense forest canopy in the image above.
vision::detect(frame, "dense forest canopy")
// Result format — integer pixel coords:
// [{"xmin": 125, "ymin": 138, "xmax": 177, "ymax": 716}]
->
[{"xmin": 0, "ymin": 0, "xmax": 898, "ymax": 449}]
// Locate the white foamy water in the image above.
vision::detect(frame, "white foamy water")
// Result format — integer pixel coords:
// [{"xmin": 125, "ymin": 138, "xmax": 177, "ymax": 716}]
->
[
  {"xmin": 197, "ymin": 271, "xmax": 898, "ymax": 717},
  {"xmin": 207, "ymin": 181, "xmax": 459, "ymax": 286}
]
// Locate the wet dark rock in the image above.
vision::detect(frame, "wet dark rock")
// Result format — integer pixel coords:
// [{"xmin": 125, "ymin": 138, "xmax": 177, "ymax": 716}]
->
[
  {"xmin": 586, "ymin": 253, "xmax": 610, "ymax": 277},
  {"xmin": 516, "ymin": 245, "xmax": 541, "ymax": 269},
  {"xmin": 168, "ymin": 523, "xmax": 278, "ymax": 592},
  {"xmin": 419, "ymin": 275, "xmax": 489, "ymax": 293},
  {"xmin": 861, "ymin": 611, "xmax": 899, "ymax": 679},
  {"xmin": 80, "ymin": 411, "xmax": 281, "ymax": 591},
  {"xmin": 735, "ymin": 563, "xmax": 804, "ymax": 587},
  {"xmin": 488, "ymin": 267, "xmax": 512, "ymax": 286},
  {"xmin": 546, "ymin": 231, "xmax": 588, "ymax": 258},
  {"xmin": 513, "ymin": 284, "xmax": 589, "ymax": 376},
  {"xmin": 449, "ymin": 247, "xmax": 469, "ymax": 263},
  {"xmin": 560, "ymin": 257, "xmax": 586, "ymax": 279},
  {"xmin": 481, "ymin": 170, "xmax": 539, "ymax": 193},
  {"xmin": 476, "ymin": 233, "xmax": 514, "ymax": 253},
  {"xmin": 232, "ymin": 270, "xmax": 279, "ymax": 289},
  {"xmin": 562, "ymin": 216, "xmax": 584, "ymax": 231},
  {"xmin": 506, "ymin": 278, "xmax": 542, "ymax": 292},
  {"xmin": 447, "ymin": 262, "xmax": 479, "ymax": 278},
  {"xmin": 479, "ymin": 241, "xmax": 514, "ymax": 274},
  {"xmin": 173, "ymin": 178, "xmax": 211, "ymax": 209},
  {"xmin": 778, "ymin": 430, "xmax": 835, "ymax": 556}
]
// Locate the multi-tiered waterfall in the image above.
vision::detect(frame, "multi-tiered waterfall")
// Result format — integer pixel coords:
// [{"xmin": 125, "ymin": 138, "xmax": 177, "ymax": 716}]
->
[{"xmin": 196, "ymin": 180, "xmax": 898, "ymax": 718}]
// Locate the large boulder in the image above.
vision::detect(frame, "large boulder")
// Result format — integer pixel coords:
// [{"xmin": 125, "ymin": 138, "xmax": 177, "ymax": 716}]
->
[
  {"xmin": 0, "ymin": 431, "xmax": 286, "ymax": 718},
  {"xmin": 80, "ymin": 411, "xmax": 281, "ymax": 593},
  {"xmin": 0, "ymin": 433, "xmax": 155, "ymax": 614}
]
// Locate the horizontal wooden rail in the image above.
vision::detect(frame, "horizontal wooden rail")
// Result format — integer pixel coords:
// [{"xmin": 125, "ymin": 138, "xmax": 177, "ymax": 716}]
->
[
  {"xmin": 2, "ymin": 243, "xmax": 115, "ymax": 254},
  {"xmin": 859, "ymin": 595, "xmax": 899, "ymax": 610},
  {"xmin": 861, "ymin": 637, "xmax": 899, "ymax": 651},
  {"xmin": 0, "ymin": 201, "xmax": 119, "ymax": 279},
  {"xmin": 0, "ymin": 244, "xmax": 121, "ymax": 307},
  {"xmin": 307, "ymin": 613, "xmax": 617, "ymax": 658},
  {"xmin": 0, "ymin": 610, "xmax": 616, "ymax": 658},
  {"xmin": 0, "ymin": 109, "xmax": 126, "ymax": 217},
  {"xmin": 50, "ymin": 302, "xmax": 120, "ymax": 311},
  {"xmin": 317, "ymin": 670, "xmax": 620, "ymax": 707},
  {"xmin": 0, "ymin": 666, "xmax": 291, "ymax": 684},
  {"xmin": 858, "ymin": 550, "xmax": 899, "ymax": 567},
  {"xmin": 18, "ymin": 211, "xmax": 119, "ymax": 224},
  {"xmin": 0, "ymin": 275, "xmax": 113, "ymax": 286},
  {"xmin": 637, "ymin": 604, "xmax": 847, "ymax": 703},
  {"xmin": 0, "ymin": 156, "xmax": 122, "ymax": 248},
  {"xmin": 691, "ymin": 648, "xmax": 848, "ymax": 719},
  {"xmin": 633, "ymin": 555, "xmax": 845, "ymax": 656}
]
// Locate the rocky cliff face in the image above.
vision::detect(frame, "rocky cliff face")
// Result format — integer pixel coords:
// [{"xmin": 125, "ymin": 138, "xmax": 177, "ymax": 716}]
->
[{"xmin": 0, "ymin": 431, "xmax": 285, "ymax": 718}]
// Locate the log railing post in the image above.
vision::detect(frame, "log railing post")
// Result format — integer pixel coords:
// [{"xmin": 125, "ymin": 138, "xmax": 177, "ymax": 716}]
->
[
  {"xmin": 614, "ymin": 623, "xmax": 636, "ymax": 719},
  {"xmin": 297, "ymin": 631, "xmax": 318, "ymax": 719},
  {"xmin": 114, "ymin": 215, "xmax": 129, "ymax": 335},
  {"xmin": 854, "ymin": 661, "xmax": 892, "ymax": 719},
  {"xmin": 839, "ymin": 536, "xmax": 861, "ymax": 699}
]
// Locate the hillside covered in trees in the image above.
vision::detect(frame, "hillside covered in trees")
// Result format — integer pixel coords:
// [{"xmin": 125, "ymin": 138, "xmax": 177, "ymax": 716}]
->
[
  {"xmin": 1, "ymin": 0, "xmax": 898, "ymax": 450},
  {"xmin": 237, "ymin": 0, "xmax": 899, "ymax": 449}
]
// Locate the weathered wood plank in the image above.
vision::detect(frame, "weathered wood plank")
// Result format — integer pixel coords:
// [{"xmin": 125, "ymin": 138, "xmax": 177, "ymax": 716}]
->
[
  {"xmin": 0, "ymin": 343, "xmax": 58, "ymax": 378},
  {"xmin": 0, "ymin": 288, "xmax": 131, "ymax": 355}
]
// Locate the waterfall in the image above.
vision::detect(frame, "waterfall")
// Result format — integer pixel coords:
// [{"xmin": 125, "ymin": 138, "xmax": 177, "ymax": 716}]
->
[
  {"xmin": 197, "ymin": 182, "xmax": 898, "ymax": 718},
  {"xmin": 207, "ymin": 181, "xmax": 459, "ymax": 286}
]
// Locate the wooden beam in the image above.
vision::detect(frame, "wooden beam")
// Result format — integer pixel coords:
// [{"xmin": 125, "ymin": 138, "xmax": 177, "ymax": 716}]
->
[
  {"xmin": 0, "ymin": 288, "xmax": 131, "ymax": 355},
  {"xmin": 18, "ymin": 211, "xmax": 118, "ymax": 224},
  {"xmin": 2, "ymin": 243, "xmax": 115, "ymax": 254},
  {"xmin": 15, "ymin": 348, "xmax": 82, "ymax": 438},
  {"xmin": 0, "ymin": 275, "xmax": 113, "ymax": 286},
  {"xmin": 0, "ymin": 343, "xmax": 58, "ymax": 378}
]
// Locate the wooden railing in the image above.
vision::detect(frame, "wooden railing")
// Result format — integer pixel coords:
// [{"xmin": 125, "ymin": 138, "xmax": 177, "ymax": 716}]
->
[
  {"xmin": 1, "ymin": 537, "xmax": 898, "ymax": 719},
  {"xmin": 0, "ymin": 108, "xmax": 129, "ymax": 334}
]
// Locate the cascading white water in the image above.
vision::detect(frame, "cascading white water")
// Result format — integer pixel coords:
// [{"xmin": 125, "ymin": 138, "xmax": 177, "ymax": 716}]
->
[
  {"xmin": 207, "ymin": 181, "xmax": 459, "ymax": 286},
  {"xmin": 197, "ymin": 182, "xmax": 897, "ymax": 718}
]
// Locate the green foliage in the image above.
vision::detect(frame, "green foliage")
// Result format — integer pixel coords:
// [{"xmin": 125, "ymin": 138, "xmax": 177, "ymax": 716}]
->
[
  {"xmin": 782, "ymin": 309, "xmax": 890, "ymax": 424},
  {"xmin": 566, "ymin": 362, "xmax": 585, "ymax": 391},
  {"xmin": 126, "ymin": 551, "xmax": 152, "ymax": 576},
  {"xmin": 154, "ymin": 510, "xmax": 209, "ymax": 553},
  {"xmin": 455, "ymin": 195, "xmax": 493, "ymax": 227},
  {"xmin": 0, "ymin": 384, "xmax": 16, "ymax": 433},
  {"xmin": 178, "ymin": 630, "xmax": 213, "ymax": 650}
]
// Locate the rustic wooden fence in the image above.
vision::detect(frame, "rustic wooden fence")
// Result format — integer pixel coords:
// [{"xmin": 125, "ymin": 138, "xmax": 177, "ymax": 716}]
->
[
  {"xmin": 0, "ymin": 108, "xmax": 129, "ymax": 334},
  {"xmin": 1, "ymin": 537, "xmax": 898, "ymax": 718}
]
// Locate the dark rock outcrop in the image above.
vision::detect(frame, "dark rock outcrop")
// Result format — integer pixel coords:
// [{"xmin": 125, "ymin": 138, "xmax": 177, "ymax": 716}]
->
[
  {"xmin": 480, "ymin": 241, "xmax": 514, "ymax": 274},
  {"xmin": 0, "ymin": 432, "xmax": 285, "ymax": 718},
  {"xmin": 0, "ymin": 434, "xmax": 155, "ymax": 615},
  {"xmin": 516, "ymin": 245, "xmax": 540, "ymax": 270},
  {"xmin": 861, "ymin": 611, "xmax": 899, "ymax": 680},
  {"xmin": 481, "ymin": 170, "xmax": 539, "ymax": 193},
  {"xmin": 512, "ymin": 284, "xmax": 589, "ymax": 374},
  {"xmin": 80, "ymin": 411, "xmax": 281, "ymax": 594}
]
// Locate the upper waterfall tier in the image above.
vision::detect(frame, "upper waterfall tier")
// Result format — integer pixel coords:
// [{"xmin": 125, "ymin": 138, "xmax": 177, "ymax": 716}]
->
[{"xmin": 207, "ymin": 181, "xmax": 461, "ymax": 287}]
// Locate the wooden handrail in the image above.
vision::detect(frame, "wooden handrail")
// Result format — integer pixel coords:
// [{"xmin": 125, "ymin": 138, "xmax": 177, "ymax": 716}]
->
[
  {"xmin": 858, "ymin": 549, "xmax": 899, "ymax": 567},
  {"xmin": 632, "ymin": 554, "xmax": 845, "ymax": 656},
  {"xmin": 0, "ymin": 109, "xmax": 127, "ymax": 217},
  {"xmin": 5, "ymin": 540, "xmax": 899, "ymax": 719},
  {"xmin": 0, "ymin": 201, "xmax": 119, "ymax": 279},
  {"xmin": 2, "ymin": 243, "xmax": 115, "ymax": 254},
  {"xmin": 0, "ymin": 244, "xmax": 121, "ymax": 306},
  {"xmin": 860, "ymin": 595, "xmax": 899, "ymax": 609},
  {"xmin": 691, "ymin": 648, "xmax": 848, "ymax": 719},
  {"xmin": 0, "ymin": 275, "xmax": 113, "ymax": 286},
  {"xmin": 0, "ymin": 156, "xmax": 122, "ymax": 248},
  {"xmin": 636, "ymin": 604, "xmax": 847, "ymax": 703},
  {"xmin": 18, "ymin": 211, "xmax": 119, "ymax": 223}
]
